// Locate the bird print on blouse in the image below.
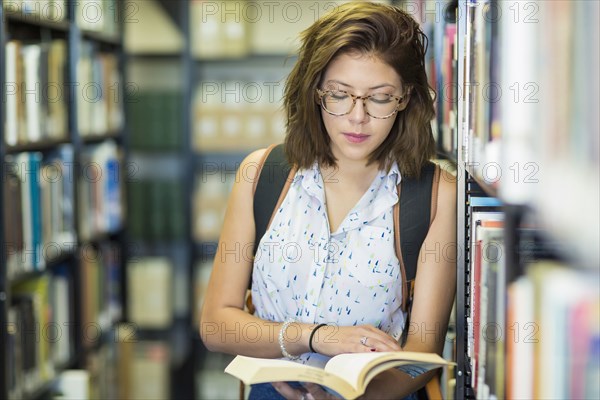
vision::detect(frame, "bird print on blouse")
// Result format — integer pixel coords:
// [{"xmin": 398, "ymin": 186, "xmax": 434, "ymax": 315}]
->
[{"xmin": 252, "ymin": 161, "xmax": 405, "ymax": 367}]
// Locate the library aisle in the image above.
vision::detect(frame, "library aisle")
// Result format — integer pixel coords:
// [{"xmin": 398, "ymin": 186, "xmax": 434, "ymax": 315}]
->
[{"xmin": 1, "ymin": 1, "xmax": 598, "ymax": 400}]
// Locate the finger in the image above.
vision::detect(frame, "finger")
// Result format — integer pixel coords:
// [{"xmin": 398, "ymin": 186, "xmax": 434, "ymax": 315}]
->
[
  {"xmin": 272, "ymin": 382, "xmax": 305, "ymax": 400},
  {"xmin": 364, "ymin": 336, "xmax": 401, "ymax": 352},
  {"xmin": 364, "ymin": 326, "xmax": 402, "ymax": 350},
  {"xmin": 359, "ymin": 330, "xmax": 401, "ymax": 351}
]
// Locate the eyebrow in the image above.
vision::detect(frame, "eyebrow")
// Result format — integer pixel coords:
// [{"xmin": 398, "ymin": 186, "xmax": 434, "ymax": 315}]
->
[{"xmin": 325, "ymin": 79, "xmax": 398, "ymax": 90}]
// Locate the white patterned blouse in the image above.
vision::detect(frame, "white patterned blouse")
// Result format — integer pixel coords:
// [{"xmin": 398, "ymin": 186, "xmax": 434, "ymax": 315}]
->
[{"xmin": 251, "ymin": 161, "xmax": 406, "ymax": 367}]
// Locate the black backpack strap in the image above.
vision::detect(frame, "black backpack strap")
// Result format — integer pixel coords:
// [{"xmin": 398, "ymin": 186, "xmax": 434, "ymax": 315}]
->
[
  {"xmin": 397, "ymin": 161, "xmax": 439, "ymax": 347},
  {"xmin": 252, "ymin": 144, "xmax": 293, "ymax": 257},
  {"xmin": 400, "ymin": 162, "xmax": 438, "ymax": 283}
]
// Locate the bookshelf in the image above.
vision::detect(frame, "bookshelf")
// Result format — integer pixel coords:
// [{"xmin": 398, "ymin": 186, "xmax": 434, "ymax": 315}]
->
[
  {"xmin": 0, "ymin": 1, "xmax": 127, "ymax": 399},
  {"xmin": 189, "ymin": 1, "xmax": 306, "ymax": 397},
  {"xmin": 456, "ymin": 0, "xmax": 599, "ymax": 398},
  {"xmin": 123, "ymin": 0, "xmax": 195, "ymax": 398}
]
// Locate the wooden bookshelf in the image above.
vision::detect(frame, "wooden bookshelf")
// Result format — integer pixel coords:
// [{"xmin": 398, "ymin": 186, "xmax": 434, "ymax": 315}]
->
[{"xmin": 0, "ymin": 1, "xmax": 127, "ymax": 399}]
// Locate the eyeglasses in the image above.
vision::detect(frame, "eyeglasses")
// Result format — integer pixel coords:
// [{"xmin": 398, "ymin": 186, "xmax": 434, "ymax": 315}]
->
[{"xmin": 316, "ymin": 88, "xmax": 406, "ymax": 119}]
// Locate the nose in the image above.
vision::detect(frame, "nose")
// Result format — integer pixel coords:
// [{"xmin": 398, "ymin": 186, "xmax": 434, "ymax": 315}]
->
[{"xmin": 348, "ymin": 98, "xmax": 369, "ymax": 124}]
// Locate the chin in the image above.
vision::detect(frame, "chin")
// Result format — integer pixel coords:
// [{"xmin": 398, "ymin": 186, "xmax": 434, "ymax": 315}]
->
[{"xmin": 335, "ymin": 146, "xmax": 375, "ymax": 164}]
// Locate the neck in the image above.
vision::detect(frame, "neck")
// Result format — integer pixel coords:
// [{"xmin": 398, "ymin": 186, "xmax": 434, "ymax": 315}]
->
[{"xmin": 320, "ymin": 158, "xmax": 380, "ymax": 189}]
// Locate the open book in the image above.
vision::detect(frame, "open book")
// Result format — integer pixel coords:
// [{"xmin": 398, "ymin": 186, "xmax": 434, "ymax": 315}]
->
[{"xmin": 225, "ymin": 351, "xmax": 452, "ymax": 399}]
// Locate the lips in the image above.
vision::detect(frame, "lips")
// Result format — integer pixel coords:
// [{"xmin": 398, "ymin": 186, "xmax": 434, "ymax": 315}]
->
[{"xmin": 342, "ymin": 132, "xmax": 370, "ymax": 143}]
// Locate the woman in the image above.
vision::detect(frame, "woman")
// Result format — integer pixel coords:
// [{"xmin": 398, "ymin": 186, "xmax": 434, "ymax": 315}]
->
[{"xmin": 201, "ymin": 2, "xmax": 456, "ymax": 399}]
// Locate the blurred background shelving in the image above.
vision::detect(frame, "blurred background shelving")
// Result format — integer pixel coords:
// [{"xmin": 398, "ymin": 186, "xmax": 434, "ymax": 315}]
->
[{"xmin": 1, "ymin": 1, "xmax": 127, "ymax": 399}]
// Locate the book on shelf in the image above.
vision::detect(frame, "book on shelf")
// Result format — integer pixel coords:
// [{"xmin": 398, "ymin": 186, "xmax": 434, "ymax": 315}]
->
[
  {"xmin": 43, "ymin": 145, "xmax": 76, "ymax": 246},
  {"xmin": 190, "ymin": 0, "xmax": 248, "ymax": 59},
  {"xmin": 467, "ymin": 208, "xmax": 503, "ymax": 395},
  {"xmin": 2, "ymin": 1, "xmax": 66, "ymax": 21},
  {"xmin": 439, "ymin": 22, "xmax": 457, "ymax": 154},
  {"xmin": 192, "ymin": 79, "xmax": 285, "ymax": 152},
  {"xmin": 77, "ymin": 42, "xmax": 123, "ymax": 137},
  {"xmin": 79, "ymin": 243, "xmax": 121, "ymax": 348},
  {"xmin": 78, "ymin": 140, "xmax": 123, "ymax": 241},
  {"xmin": 117, "ymin": 336, "xmax": 170, "ymax": 400},
  {"xmin": 529, "ymin": 262, "xmax": 599, "ymax": 399},
  {"xmin": 127, "ymin": 178, "xmax": 185, "ymax": 242},
  {"xmin": 76, "ymin": 0, "xmax": 119, "ymax": 36},
  {"xmin": 5, "ymin": 152, "xmax": 45, "ymax": 273},
  {"xmin": 54, "ymin": 370, "xmax": 90, "ymax": 400},
  {"xmin": 225, "ymin": 351, "xmax": 451, "ymax": 400},
  {"xmin": 128, "ymin": 90, "xmax": 182, "ymax": 151},
  {"xmin": 470, "ymin": 219, "xmax": 505, "ymax": 399},
  {"xmin": 3, "ymin": 160, "xmax": 24, "ymax": 276},
  {"xmin": 49, "ymin": 264, "xmax": 73, "ymax": 366},
  {"xmin": 4, "ymin": 147, "xmax": 77, "ymax": 278},
  {"xmin": 126, "ymin": 257, "xmax": 173, "ymax": 329},
  {"xmin": 504, "ymin": 262, "xmax": 600, "ymax": 399},
  {"xmin": 4, "ymin": 39, "xmax": 68, "ymax": 146},
  {"xmin": 505, "ymin": 273, "xmax": 534, "ymax": 400},
  {"xmin": 11, "ymin": 275, "xmax": 55, "ymax": 395},
  {"xmin": 85, "ymin": 341, "xmax": 121, "ymax": 399}
]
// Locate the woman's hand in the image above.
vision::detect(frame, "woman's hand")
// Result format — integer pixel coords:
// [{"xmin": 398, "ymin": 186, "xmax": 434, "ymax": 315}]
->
[{"xmin": 310, "ymin": 324, "xmax": 401, "ymax": 356}]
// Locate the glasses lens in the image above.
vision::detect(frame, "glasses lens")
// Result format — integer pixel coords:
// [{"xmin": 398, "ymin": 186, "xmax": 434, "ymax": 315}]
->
[
  {"xmin": 366, "ymin": 94, "xmax": 399, "ymax": 118},
  {"xmin": 320, "ymin": 90, "xmax": 400, "ymax": 118},
  {"xmin": 321, "ymin": 91, "xmax": 353, "ymax": 115}
]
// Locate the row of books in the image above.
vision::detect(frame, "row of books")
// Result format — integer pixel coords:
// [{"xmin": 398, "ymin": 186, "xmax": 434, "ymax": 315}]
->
[
  {"xmin": 2, "ymin": 0, "xmax": 65, "ymax": 22},
  {"xmin": 79, "ymin": 243, "xmax": 122, "ymax": 349},
  {"xmin": 462, "ymin": 0, "xmax": 599, "ymax": 230},
  {"xmin": 77, "ymin": 140, "xmax": 124, "ymax": 242},
  {"xmin": 193, "ymin": 167, "xmax": 236, "ymax": 242},
  {"xmin": 415, "ymin": 0, "xmax": 458, "ymax": 156},
  {"xmin": 436, "ymin": 21, "xmax": 458, "ymax": 155},
  {"xmin": 127, "ymin": 90, "xmax": 183, "ymax": 152},
  {"xmin": 12, "ymin": 335, "xmax": 170, "ymax": 400},
  {"xmin": 7, "ymin": 248, "xmax": 159, "ymax": 399},
  {"xmin": 7, "ymin": 267, "xmax": 71, "ymax": 400},
  {"xmin": 190, "ymin": 1, "xmax": 397, "ymax": 58},
  {"xmin": 465, "ymin": 200, "xmax": 600, "ymax": 399},
  {"xmin": 466, "ymin": 199, "xmax": 504, "ymax": 399},
  {"xmin": 525, "ymin": 0, "xmax": 599, "ymax": 268},
  {"xmin": 461, "ymin": 0, "xmax": 501, "ymax": 189},
  {"xmin": 3, "ymin": 147, "xmax": 76, "ymax": 278},
  {"xmin": 193, "ymin": 80, "xmax": 286, "ymax": 152},
  {"xmin": 76, "ymin": 0, "xmax": 120, "ymax": 37},
  {"xmin": 3, "ymin": 39, "xmax": 124, "ymax": 147},
  {"xmin": 77, "ymin": 42, "xmax": 124, "ymax": 138},
  {"xmin": 117, "ymin": 338, "xmax": 171, "ymax": 400},
  {"xmin": 507, "ymin": 262, "xmax": 599, "ymax": 399},
  {"xmin": 2, "ymin": 0, "xmax": 119, "ymax": 37},
  {"xmin": 127, "ymin": 179, "xmax": 185, "ymax": 242},
  {"xmin": 196, "ymin": 351, "xmax": 239, "ymax": 400},
  {"xmin": 127, "ymin": 257, "xmax": 173, "ymax": 329},
  {"xmin": 4, "ymin": 40, "xmax": 68, "ymax": 146}
]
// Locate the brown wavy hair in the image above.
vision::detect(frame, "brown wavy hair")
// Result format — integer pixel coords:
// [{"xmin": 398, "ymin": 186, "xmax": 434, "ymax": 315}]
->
[{"xmin": 283, "ymin": 1, "xmax": 436, "ymax": 178}]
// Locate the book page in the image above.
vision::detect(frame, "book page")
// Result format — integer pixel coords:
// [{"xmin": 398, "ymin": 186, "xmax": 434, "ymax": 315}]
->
[
  {"xmin": 324, "ymin": 352, "xmax": 449, "ymax": 392},
  {"xmin": 225, "ymin": 356, "xmax": 357, "ymax": 399}
]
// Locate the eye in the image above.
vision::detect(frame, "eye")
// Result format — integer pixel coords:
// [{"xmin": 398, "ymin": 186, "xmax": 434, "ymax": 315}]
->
[
  {"xmin": 327, "ymin": 90, "xmax": 349, "ymax": 100},
  {"xmin": 368, "ymin": 93, "xmax": 395, "ymax": 104}
]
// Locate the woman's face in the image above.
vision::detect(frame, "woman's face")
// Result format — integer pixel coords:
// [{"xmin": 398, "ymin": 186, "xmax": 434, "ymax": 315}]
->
[{"xmin": 319, "ymin": 52, "xmax": 407, "ymax": 167}]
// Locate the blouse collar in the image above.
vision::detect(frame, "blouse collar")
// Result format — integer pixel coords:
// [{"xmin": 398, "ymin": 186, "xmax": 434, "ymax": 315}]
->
[{"xmin": 297, "ymin": 161, "xmax": 402, "ymax": 235}]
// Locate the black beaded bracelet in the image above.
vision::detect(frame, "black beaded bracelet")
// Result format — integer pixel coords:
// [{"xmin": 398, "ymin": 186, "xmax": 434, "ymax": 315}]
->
[{"xmin": 309, "ymin": 323, "xmax": 328, "ymax": 353}]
